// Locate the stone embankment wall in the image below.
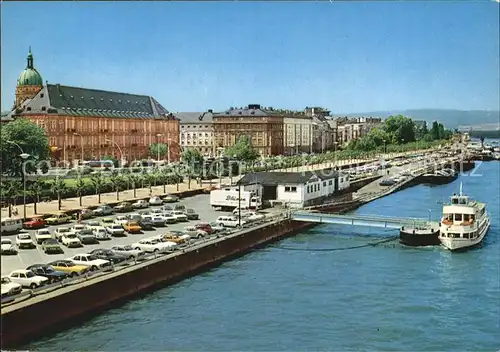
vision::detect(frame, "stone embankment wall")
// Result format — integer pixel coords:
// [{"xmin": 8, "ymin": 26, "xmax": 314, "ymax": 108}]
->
[{"xmin": 1, "ymin": 219, "xmax": 314, "ymax": 348}]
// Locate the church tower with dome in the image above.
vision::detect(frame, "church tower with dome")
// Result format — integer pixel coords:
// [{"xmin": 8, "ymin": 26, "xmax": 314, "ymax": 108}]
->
[{"xmin": 15, "ymin": 47, "xmax": 43, "ymax": 108}]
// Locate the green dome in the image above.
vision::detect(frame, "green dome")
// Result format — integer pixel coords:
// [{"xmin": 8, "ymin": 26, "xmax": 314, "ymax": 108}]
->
[{"xmin": 17, "ymin": 48, "xmax": 43, "ymax": 86}]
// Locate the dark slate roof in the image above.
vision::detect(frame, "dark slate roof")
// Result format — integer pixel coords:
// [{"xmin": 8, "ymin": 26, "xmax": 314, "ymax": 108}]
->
[
  {"xmin": 237, "ymin": 171, "xmax": 339, "ymax": 186},
  {"xmin": 175, "ymin": 112, "xmax": 213, "ymax": 124},
  {"xmin": 15, "ymin": 84, "xmax": 173, "ymax": 119}
]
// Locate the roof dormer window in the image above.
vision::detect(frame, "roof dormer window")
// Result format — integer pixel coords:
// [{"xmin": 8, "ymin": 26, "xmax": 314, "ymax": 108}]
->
[{"xmin": 41, "ymin": 106, "xmax": 46, "ymax": 111}]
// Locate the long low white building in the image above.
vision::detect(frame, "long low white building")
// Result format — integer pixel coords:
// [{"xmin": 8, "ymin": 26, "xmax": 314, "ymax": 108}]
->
[{"xmin": 237, "ymin": 170, "xmax": 350, "ymax": 208}]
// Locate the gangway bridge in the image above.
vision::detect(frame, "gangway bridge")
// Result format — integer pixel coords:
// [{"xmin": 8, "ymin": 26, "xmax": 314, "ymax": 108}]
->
[{"xmin": 291, "ymin": 211, "xmax": 439, "ymax": 230}]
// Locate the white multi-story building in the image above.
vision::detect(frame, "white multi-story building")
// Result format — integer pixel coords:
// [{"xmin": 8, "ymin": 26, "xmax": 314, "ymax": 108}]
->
[
  {"xmin": 176, "ymin": 111, "xmax": 214, "ymax": 157},
  {"xmin": 283, "ymin": 116, "xmax": 313, "ymax": 155}
]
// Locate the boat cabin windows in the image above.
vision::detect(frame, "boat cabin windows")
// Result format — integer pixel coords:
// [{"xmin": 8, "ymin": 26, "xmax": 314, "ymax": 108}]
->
[
  {"xmin": 451, "ymin": 195, "xmax": 469, "ymax": 205},
  {"xmin": 454, "ymin": 213, "xmax": 462, "ymax": 222}
]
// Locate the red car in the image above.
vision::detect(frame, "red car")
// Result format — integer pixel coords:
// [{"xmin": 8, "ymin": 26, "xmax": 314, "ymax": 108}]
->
[
  {"xmin": 23, "ymin": 216, "xmax": 46, "ymax": 229},
  {"xmin": 195, "ymin": 223, "xmax": 214, "ymax": 235}
]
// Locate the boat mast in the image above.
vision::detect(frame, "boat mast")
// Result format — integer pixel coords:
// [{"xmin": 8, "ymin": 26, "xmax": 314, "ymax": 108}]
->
[{"xmin": 459, "ymin": 182, "xmax": 463, "ymax": 196}]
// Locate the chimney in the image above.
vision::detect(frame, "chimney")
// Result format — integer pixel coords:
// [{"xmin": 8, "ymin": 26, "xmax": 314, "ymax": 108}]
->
[{"xmin": 208, "ymin": 109, "xmax": 213, "ymax": 113}]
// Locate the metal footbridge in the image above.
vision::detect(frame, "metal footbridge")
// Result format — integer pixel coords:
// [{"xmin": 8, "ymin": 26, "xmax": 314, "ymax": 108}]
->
[{"xmin": 291, "ymin": 211, "xmax": 437, "ymax": 230}]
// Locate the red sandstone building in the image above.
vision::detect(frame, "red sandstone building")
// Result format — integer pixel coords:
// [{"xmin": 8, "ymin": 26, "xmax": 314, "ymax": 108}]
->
[{"xmin": 9, "ymin": 49, "xmax": 180, "ymax": 164}]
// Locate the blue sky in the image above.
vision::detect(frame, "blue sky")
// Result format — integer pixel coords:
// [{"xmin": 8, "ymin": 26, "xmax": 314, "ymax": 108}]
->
[{"xmin": 2, "ymin": 1, "xmax": 499, "ymax": 113}]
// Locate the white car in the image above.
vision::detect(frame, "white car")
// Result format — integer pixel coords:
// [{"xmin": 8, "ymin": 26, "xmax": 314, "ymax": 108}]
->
[
  {"xmin": 15, "ymin": 233, "xmax": 36, "ymax": 249},
  {"xmin": 160, "ymin": 212, "xmax": 177, "ymax": 224},
  {"xmin": 132, "ymin": 200, "xmax": 149, "ymax": 209},
  {"xmin": 1, "ymin": 238, "xmax": 18, "ymax": 255},
  {"xmin": 55, "ymin": 227, "xmax": 72, "ymax": 241},
  {"xmin": 71, "ymin": 224, "xmax": 87, "ymax": 234},
  {"xmin": 67, "ymin": 254, "xmax": 111, "ymax": 271},
  {"xmin": 132, "ymin": 239, "xmax": 171, "ymax": 253},
  {"xmin": 1, "ymin": 276, "xmax": 22, "ymax": 297},
  {"xmin": 85, "ymin": 220, "xmax": 102, "ymax": 230},
  {"xmin": 232, "ymin": 208, "xmax": 252, "ymax": 216},
  {"xmin": 149, "ymin": 196, "xmax": 163, "ymax": 206},
  {"xmin": 34, "ymin": 229, "xmax": 53, "ymax": 244},
  {"xmin": 114, "ymin": 215, "xmax": 129, "ymax": 225},
  {"xmin": 216, "ymin": 216, "xmax": 246, "ymax": 228},
  {"xmin": 247, "ymin": 213, "xmax": 266, "ymax": 222},
  {"xmin": 149, "ymin": 208, "xmax": 164, "ymax": 215},
  {"xmin": 8, "ymin": 269, "xmax": 49, "ymax": 289},
  {"xmin": 61, "ymin": 234, "xmax": 82, "ymax": 248},
  {"xmin": 111, "ymin": 245, "xmax": 146, "ymax": 260},
  {"xmin": 171, "ymin": 211, "xmax": 188, "ymax": 222},
  {"xmin": 106, "ymin": 224, "xmax": 126, "ymax": 236},
  {"xmin": 93, "ymin": 227, "xmax": 111, "ymax": 240},
  {"xmin": 183, "ymin": 226, "xmax": 208, "ymax": 239},
  {"xmin": 126, "ymin": 213, "xmax": 142, "ymax": 222}
]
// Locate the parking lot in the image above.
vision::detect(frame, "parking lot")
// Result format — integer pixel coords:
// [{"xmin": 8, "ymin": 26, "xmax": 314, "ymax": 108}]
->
[{"xmin": 1, "ymin": 194, "xmax": 236, "ymax": 276}]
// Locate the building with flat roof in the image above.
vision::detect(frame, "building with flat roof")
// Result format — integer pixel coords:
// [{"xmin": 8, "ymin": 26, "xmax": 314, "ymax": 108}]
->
[
  {"xmin": 175, "ymin": 111, "xmax": 215, "ymax": 157},
  {"xmin": 8, "ymin": 49, "xmax": 180, "ymax": 164}
]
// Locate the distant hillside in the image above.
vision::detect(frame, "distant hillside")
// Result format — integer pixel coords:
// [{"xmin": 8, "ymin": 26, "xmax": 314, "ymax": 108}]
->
[{"xmin": 334, "ymin": 109, "xmax": 499, "ymax": 129}]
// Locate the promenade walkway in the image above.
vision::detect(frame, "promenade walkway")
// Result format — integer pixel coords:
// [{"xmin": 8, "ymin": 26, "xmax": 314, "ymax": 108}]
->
[{"xmin": 0, "ymin": 149, "xmax": 431, "ymax": 220}]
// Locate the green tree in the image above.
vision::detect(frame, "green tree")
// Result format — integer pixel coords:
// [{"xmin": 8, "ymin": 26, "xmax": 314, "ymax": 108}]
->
[
  {"xmin": 431, "ymin": 121, "xmax": 440, "ymax": 140},
  {"xmin": 126, "ymin": 174, "xmax": 141, "ymax": 198},
  {"xmin": 1, "ymin": 180, "xmax": 22, "ymax": 217},
  {"xmin": 75, "ymin": 177, "xmax": 87, "ymax": 207},
  {"xmin": 149, "ymin": 143, "xmax": 169, "ymax": 160},
  {"xmin": 384, "ymin": 115, "xmax": 416, "ymax": 143},
  {"xmin": 90, "ymin": 172, "xmax": 107, "ymax": 203},
  {"xmin": 225, "ymin": 135, "xmax": 260, "ymax": 164},
  {"xmin": 0, "ymin": 118, "xmax": 50, "ymax": 176},
  {"xmin": 109, "ymin": 171, "xmax": 124, "ymax": 200},
  {"xmin": 50, "ymin": 178, "xmax": 67, "ymax": 211},
  {"xmin": 28, "ymin": 179, "xmax": 47, "ymax": 214}
]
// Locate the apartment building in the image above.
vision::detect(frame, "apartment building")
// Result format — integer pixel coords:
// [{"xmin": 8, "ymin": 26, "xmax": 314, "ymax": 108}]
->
[{"xmin": 176, "ymin": 111, "xmax": 215, "ymax": 157}]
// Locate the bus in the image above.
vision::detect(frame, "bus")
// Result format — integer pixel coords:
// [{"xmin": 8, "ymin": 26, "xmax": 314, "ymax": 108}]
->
[{"xmin": 0, "ymin": 218, "xmax": 23, "ymax": 235}]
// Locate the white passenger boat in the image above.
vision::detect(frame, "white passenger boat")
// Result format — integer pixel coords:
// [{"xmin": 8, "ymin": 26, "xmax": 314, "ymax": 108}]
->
[{"xmin": 439, "ymin": 183, "xmax": 490, "ymax": 251}]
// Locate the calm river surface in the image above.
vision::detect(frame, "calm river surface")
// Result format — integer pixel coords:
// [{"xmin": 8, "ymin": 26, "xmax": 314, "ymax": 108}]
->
[{"xmin": 25, "ymin": 161, "xmax": 500, "ymax": 351}]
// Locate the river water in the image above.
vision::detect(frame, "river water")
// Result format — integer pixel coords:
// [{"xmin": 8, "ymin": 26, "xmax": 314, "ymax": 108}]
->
[{"xmin": 24, "ymin": 161, "xmax": 500, "ymax": 351}]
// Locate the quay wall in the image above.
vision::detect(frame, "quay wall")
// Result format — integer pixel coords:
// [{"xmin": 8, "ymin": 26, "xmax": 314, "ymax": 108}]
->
[{"xmin": 1, "ymin": 219, "xmax": 314, "ymax": 348}]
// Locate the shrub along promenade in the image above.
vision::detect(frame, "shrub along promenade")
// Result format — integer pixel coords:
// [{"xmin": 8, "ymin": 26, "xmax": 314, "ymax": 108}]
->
[{"xmin": 0, "ymin": 146, "xmax": 448, "ymax": 221}]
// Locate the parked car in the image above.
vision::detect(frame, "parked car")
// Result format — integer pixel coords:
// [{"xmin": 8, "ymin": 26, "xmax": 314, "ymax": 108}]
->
[
  {"xmin": 76, "ymin": 229, "xmax": 98, "ymax": 244},
  {"xmin": 160, "ymin": 212, "xmax": 177, "ymax": 224},
  {"xmin": 127, "ymin": 213, "xmax": 142, "ymax": 222},
  {"xmin": 183, "ymin": 226, "xmax": 208, "ymax": 239},
  {"xmin": 89, "ymin": 249, "xmax": 128, "ymax": 265},
  {"xmin": 61, "ymin": 234, "xmax": 82, "ymax": 248},
  {"xmin": 111, "ymin": 245, "xmax": 146, "ymax": 260},
  {"xmin": 184, "ymin": 209, "xmax": 199, "ymax": 220},
  {"xmin": 132, "ymin": 200, "xmax": 149, "ymax": 209},
  {"xmin": 208, "ymin": 222, "xmax": 226, "ymax": 233},
  {"xmin": 100, "ymin": 217, "xmax": 115, "ymax": 227},
  {"xmin": 8, "ymin": 269, "xmax": 49, "ymax": 289},
  {"xmin": 1, "ymin": 277, "xmax": 22, "ymax": 298},
  {"xmin": 161, "ymin": 205, "xmax": 173, "ymax": 211},
  {"xmin": 47, "ymin": 260, "xmax": 89, "ymax": 277},
  {"xmin": 55, "ymin": 227, "xmax": 72, "ymax": 241},
  {"xmin": 168, "ymin": 230, "xmax": 191, "ymax": 242},
  {"xmin": 114, "ymin": 215, "xmax": 129, "ymax": 225},
  {"xmin": 174, "ymin": 204, "xmax": 186, "ymax": 211},
  {"xmin": 41, "ymin": 238, "xmax": 63, "ymax": 254},
  {"xmin": 45, "ymin": 212, "xmax": 72, "ymax": 225},
  {"xmin": 149, "ymin": 196, "xmax": 163, "ymax": 206},
  {"xmin": 247, "ymin": 213, "xmax": 266, "ymax": 222},
  {"xmin": 162, "ymin": 194, "xmax": 179, "ymax": 203},
  {"xmin": 1, "ymin": 239, "xmax": 18, "ymax": 255},
  {"xmin": 150, "ymin": 208, "xmax": 164, "ymax": 215},
  {"xmin": 15, "ymin": 234, "xmax": 36, "ymax": 249},
  {"xmin": 216, "ymin": 216, "xmax": 245, "ymax": 228},
  {"xmin": 93, "ymin": 227, "xmax": 111, "ymax": 240},
  {"xmin": 67, "ymin": 254, "xmax": 111, "ymax": 271},
  {"xmin": 114, "ymin": 202, "xmax": 134, "ymax": 213},
  {"xmin": 195, "ymin": 223, "xmax": 215, "ymax": 235},
  {"xmin": 85, "ymin": 220, "xmax": 102, "ymax": 230},
  {"xmin": 157, "ymin": 233, "xmax": 186, "ymax": 244},
  {"xmin": 143, "ymin": 215, "xmax": 165, "ymax": 227},
  {"xmin": 132, "ymin": 239, "xmax": 173, "ymax": 253},
  {"xmin": 379, "ymin": 179, "xmax": 396, "ymax": 186},
  {"xmin": 34, "ymin": 229, "xmax": 53, "ymax": 244},
  {"xmin": 71, "ymin": 224, "xmax": 87, "ymax": 234},
  {"xmin": 23, "ymin": 216, "xmax": 46, "ymax": 229},
  {"xmin": 171, "ymin": 211, "xmax": 188, "ymax": 222},
  {"xmin": 26, "ymin": 264, "xmax": 68, "ymax": 283},
  {"xmin": 123, "ymin": 221, "xmax": 142, "ymax": 233},
  {"xmin": 137, "ymin": 218, "xmax": 154, "ymax": 230},
  {"xmin": 106, "ymin": 224, "xmax": 126, "ymax": 236},
  {"xmin": 78, "ymin": 208, "xmax": 94, "ymax": 220},
  {"xmin": 232, "ymin": 208, "xmax": 253, "ymax": 217},
  {"xmin": 92, "ymin": 205, "xmax": 114, "ymax": 216}
]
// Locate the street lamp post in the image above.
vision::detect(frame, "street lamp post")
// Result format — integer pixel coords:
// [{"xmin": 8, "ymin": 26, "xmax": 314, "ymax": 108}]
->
[
  {"xmin": 105, "ymin": 139, "xmax": 124, "ymax": 167},
  {"xmin": 6, "ymin": 141, "xmax": 30, "ymax": 220},
  {"xmin": 73, "ymin": 133, "xmax": 84, "ymax": 164}
]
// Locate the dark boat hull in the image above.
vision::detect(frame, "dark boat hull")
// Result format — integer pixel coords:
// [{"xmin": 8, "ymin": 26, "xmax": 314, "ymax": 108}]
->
[
  {"xmin": 420, "ymin": 174, "xmax": 457, "ymax": 185},
  {"xmin": 399, "ymin": 227, "xmax": 440, "ymax": 246}
]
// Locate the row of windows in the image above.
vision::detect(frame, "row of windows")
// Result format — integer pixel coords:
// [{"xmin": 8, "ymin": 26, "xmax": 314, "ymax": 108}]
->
[
  {"xmin": 183, "ymin": 140, "xmax": 212, "ymax": 146},
  {"xmin": 284, "ymin": 186, "xmax": 297, "ymax": 193},
  {"xmin": 181, "ymin": 132, "xmax": 212, "ymax": 138},
  {"xmin": 307, "ymin": 180, "xmax": 335, "ymax": 194},
  {"xmin": 181, "ymin": 125, "xmax": 210, "ymax": 129}
]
